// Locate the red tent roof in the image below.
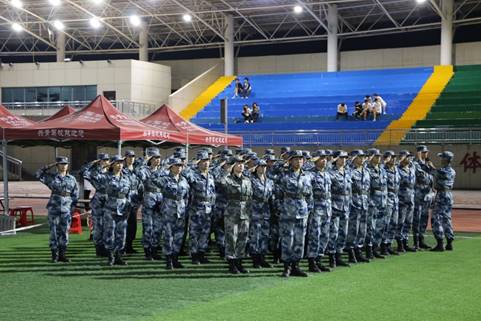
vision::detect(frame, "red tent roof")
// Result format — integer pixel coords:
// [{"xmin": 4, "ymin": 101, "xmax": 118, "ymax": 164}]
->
[
  {"xmin": 40, "ymin": 105, "xmax": 76, "ymax": 122},
  {"xmin": 141, "ymin": 104, "xmax": 243, "ymax": 146},
  {"xmin": 5, "ymin": 96, "xmax": 185, "ymax": 143},
  {"xmin": 0, "ymin": 104, "xmax": 35, "ymax": 128}
]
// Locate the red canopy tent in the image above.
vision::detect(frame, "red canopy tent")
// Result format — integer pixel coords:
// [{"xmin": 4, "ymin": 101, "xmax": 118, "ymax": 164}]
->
[
  {"xmin": 5, "ymin": 96, "xmax": 186, "ymax": 144},
  {"xmin": 1, "ymin": 104, "xmax": 35, "ymax": 135},
  {"xmin": 40, "ymin": 105, "xmax": 76, "ymax": 122},
  {"xmin": 141, "ymin": 104, "xmax": 243, "ymax": 147}
]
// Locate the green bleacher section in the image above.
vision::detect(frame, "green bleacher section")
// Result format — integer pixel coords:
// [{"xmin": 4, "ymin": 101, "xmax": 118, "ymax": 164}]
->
[{"xmin": 413, "ymin": 65, "xmax": 481, "ymax": 128}]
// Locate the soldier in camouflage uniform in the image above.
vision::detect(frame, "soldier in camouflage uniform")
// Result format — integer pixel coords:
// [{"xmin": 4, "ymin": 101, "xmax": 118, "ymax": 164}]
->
[
  {"xmin": 100, "ymin": 155, "xmax": 132, "ymax": 266},
  {"xmin": 327, "ymin": 150, "xmax": 351, "ymax": 268},
  {"xmin": 279, "ymin": 150, "xmax": 312, "ymax": 277},
  {"xmin": 346, "ymin": 150, "xmax": 370, "ymax": 264},
  {"xmin": 123, "ymin": 150, "xmax": 143, "ymax": 254},
  {"xmin": 221, "ymin": 156, "xmax": 253, "ymax": 274},
  {"xmin": 81, "ymin": 153, "xmax": 110, "ymax": 257},
  {"xmin": 413, "ymin": 145, "xmax": 435, "ymax": 250},
  {"xmin": 186, "ymin": 151, "xmax": 216, "ymax": 265},
  {"xmin": 430, "ymin": 151, "xmax": 456, "ymax": 252},
  {"xmin": 306, "ymin": 150, "xmax": 332, "ymax": 272},
  {"xmin": 382, "ymin": 151, "xmax": 401, "ymax": 255},
  {"xmin": 366, "ymin": 149, "xmax": 388, "ymax": 259},
  {"xmin": 397, "ymin": 150, "xmax": 417, "ymax": 253},
  {"xmin": 37, "ymin": 156, "xmax": 79, "ymax": 263},
  {"xmin": 159, "ymin": 158, "xmax": 190, "ymax": 270},
  {"xmin": 138, "ymin": 149, "xmax": 164, "ymax": 260},
  {"xmin": 265, "ymin": 153, "xmax": 282, "ymax": 264},
  {"xmin": 249, "ymin": 159, "xmax": 275, "ymax": 268}
]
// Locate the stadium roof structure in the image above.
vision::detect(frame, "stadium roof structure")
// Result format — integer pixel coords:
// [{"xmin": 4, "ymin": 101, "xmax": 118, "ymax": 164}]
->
[{"xmin": 0, "ymin": 0, "xmax": 480, "ymax": 58}]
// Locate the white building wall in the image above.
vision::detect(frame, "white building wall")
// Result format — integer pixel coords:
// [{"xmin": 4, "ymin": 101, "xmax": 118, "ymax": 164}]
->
[{"xmin": 130, "ymin": 60, "xmax": 171, "ymax": 106}]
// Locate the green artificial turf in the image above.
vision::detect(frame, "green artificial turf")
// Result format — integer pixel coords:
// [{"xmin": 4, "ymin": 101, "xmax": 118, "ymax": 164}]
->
[{"xmin": 1, "ymin": 218, "xmax": 480, "ymax": 321}]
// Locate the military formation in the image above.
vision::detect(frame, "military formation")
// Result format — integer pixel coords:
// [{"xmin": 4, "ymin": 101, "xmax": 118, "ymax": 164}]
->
[{"xmin": 37, "ymin": 145, "xmax": 456, "ymax": 277}]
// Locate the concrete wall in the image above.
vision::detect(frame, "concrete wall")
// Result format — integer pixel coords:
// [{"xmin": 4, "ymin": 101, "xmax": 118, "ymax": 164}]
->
[
  {"xmin": 155, "ymin": 41, "xmax": 481, "ymax": 81},
  {"xmin": 130, "ymin": 60, "xmax": 171, "ymax": 106}
]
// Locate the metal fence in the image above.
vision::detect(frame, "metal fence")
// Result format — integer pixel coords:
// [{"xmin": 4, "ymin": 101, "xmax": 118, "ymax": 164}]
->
[
  {"xmin": 0, "ymin": 151, "xmax": 22, "ymax": 180},
  {"xmin": 234, "ymin": 128, "xmax": 481, "ymax": 147},
  {"xmin": 3, "ymin": 100, "xmax": 158, "ymax": 118}
]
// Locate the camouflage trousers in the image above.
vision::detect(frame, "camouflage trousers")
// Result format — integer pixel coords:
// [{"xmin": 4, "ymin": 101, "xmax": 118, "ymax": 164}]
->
[
  {"xmin": 126, "ymin": 202, "xmax": 141, "ymax": 247},
  {"xmin": 103, "ymin": 211, "xmax": 127, "ymax": 252},
  {"xmin": 189, "ymin": 209, "xmax": 212, "ymax": 254},
  {"xmin": 306, "ymin": 212, "xmax": 331, "ymax": 258},
  {"xmin": 269, "ymin": 213, "xmax": 280, "ymax": 253},
  {"xmin": 224, "ymin": 215, "xmax": 250, "ymax": 259},
  {"xmin": 328, "ymin": 210, "xmax": 349, "ymax": 254},
  {"xmin": 142, "ymin": 208, "xmax": 162, "ymax": 249},
  {"xmin": 372, "ymin": 205, "xmax": 389, "ymax": 248},
  {"xmin": 248, "ymin": 217, "xmax": 270, "ymax": 255},
  {"xmin": 280, "ymin": 216, "xmax": 308, "ymax": 263},
  {"xmin": 47, "ymin": 211, "xmax": 72, "ymax": 251},
  {"xmin": 356, "ymin": 207, "xmax": 369, "ymax": 248},
  {"xmin": 211, "ymin": 205, "xmax": 226, "ymax": 248},
  {"xmin": 413, "ymin": 198, "xmax": 431, "ymax": 237},
  {"xmin": 90, "ymin": 193, "xmax": 107, "ymax": 246},
  {"xmin": 161, "ymin": 214, "xmax": 186, "ymax": 256},
  {"xmin": 347, "ymin": 206, "xmax": 365, "ymax": 250},
  {"xmin": 431, "ymin": 192, "xmax": 454, "ymax": 240},
  {"xmin": 384, "ymin": 201, "xmax": 399, "ymax": 244},
  {"xmin": 399, "ymin": 201, "xmax": 414, "ymax": 241}
]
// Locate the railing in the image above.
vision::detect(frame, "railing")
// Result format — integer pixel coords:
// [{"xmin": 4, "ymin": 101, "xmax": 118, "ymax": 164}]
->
[
  {"xmin": 0, "ymin": 151, "xmax": 22, "ymax": 180},
  {"xmin": 3, "ymin": 100, "xmax": 158, "ymax": 118},
  {"xmin": 233, "ymin": 127, "xmax": 481, "ymax": 147}
]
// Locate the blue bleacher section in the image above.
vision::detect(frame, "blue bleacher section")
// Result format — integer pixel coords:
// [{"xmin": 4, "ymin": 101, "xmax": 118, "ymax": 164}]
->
[{"xmin": 191, "ymin": 67, "xmax": 433, "ymax": 145}]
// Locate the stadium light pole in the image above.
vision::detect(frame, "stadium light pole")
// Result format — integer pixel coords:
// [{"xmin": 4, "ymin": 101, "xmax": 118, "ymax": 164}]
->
[
  {"xmin": 440, "ymin": 0, "xmax": 454, "ymax": 65},
  {"xmin": 327, "ymin": 4, "xmax": 339, "ymax": 72},
  {"xmin": 224, "ymin": 14, "xmax": 234, "ymax": 76}
]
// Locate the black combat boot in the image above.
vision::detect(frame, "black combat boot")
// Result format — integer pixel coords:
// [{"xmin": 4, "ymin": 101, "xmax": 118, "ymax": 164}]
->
[
  {"xmin": 114, "ymin": 251, "xmax": 127, "ymax": 266},
  {"xmin": 236, "ymin": 259, "xmax": 249, "ymax": 274},
  {"xmin": 51, "ymin": 249, "xmax": 58, "ymax": 263},
  {"xmin": 151, "ymin": 247, "xmax": 162, "ymax": 260},
  {"xmin": 372, "ymin": 246, "xmax": 385, "ymax": 259},
  {"xmin": 366, "ymin": 246, "xmax": 374, "ymax": 260},
  {"xmin": 198, "ymin": 252, "xmax": 210, "ymax": 264},
  {"xmin": 396, "ymin": 239, "xmax": 405, "ymax": 253},
  {"xmin": 308, "ymin": 258, "xmax": 321, "ymax": 272},
  {"xmin": 58, "ymin": 247, "xmax": 71, "ymax": 263},
  {"xmin": 403, "ymin": 239, "xmax": 416, "ymax": 252},
  {"xmin": 380, "ymin": 243, "xmax": 389, "ymax": 256},
  {"xmin": 445, "ymin": 238, "xmax": 454, "ymax": 251},
  {"xmin": 418, "ymin": 235, "xmax": 430, "ymax": 249},
  {"xmin": 430, "ymin": 239, "xmax": 444, "ymax": 252},
  {"xmin": 252, "ymin": 255, "xmax": 261, "ymax": 268},
  {"xmin": 218, "ymin": 246, "xmax": 226, "ymax": 259},
  {"xmin": 335, "ymin": 253, "xmax": 350, "ymax": 267},
  {"xmin": 272, "ymin": 249, "xmax": 281, "ymax": 264},
  {"xmin": 291, "ymin": 261, "xmax": 308, "ymax": 277},
  {"xmin": 108, "ymin": 251, "xmax": 115, "ymax": 266},
  {"xmin": 281, "ymin": 262, "xmax": 291, "ymax": 278},
  {"xmin": 144, "ymin": 247, "xmax": 153, "ymax": 261},
  {"xmin": 172, "ymin": 255, "xmax": 184, "ymax": 268},
  {"xmin": 228, "ymin": 259, "xmax": 239, "ymax": 274},
  {"xmin": 316, "ymin": 256, "xmax": 332, "ymax": 272},
  {"xmin": 354, "ymin": 247, "xmax": 370, "ymax": 263},
  {"xmin": 165, "ymin": 255, "xmax": 173, "ymax": 270},
  {"xmin": 329, "ymin": 253, "xmax": 336, "ymax": 268},
  {"xmin": 191, "ymin": 253, "xmax": 200, "ymax": 265},
  {"xmin": 259, "ymin": 255, "xmax": 272, "ymax": 268},
  {"xmin": 348, "ymin": 249, "xmax": 357, "ymax": 264}
]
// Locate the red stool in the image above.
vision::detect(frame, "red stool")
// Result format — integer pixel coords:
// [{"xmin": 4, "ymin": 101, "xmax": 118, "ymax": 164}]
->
[
  {"xmin": 9, "ymin": 206, "xmax": 35, "ymax": 226},
  {"xmin": 70, "ymin": 209, "xmax": 82, "ymax": 234}
]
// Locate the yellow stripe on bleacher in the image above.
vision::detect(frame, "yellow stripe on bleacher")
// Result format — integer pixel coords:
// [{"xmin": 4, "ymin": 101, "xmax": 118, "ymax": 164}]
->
[
  {"xmin": 180, "ymin": 76, "xmax": 236, "ymax": 120},
  {"xmin": 375, "ymin": 65, "xmax": 454, "ymax": 145}
]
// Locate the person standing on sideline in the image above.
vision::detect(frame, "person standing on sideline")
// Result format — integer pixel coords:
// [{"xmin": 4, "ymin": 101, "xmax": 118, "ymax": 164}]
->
[
  {"xmin": 37, "ymin": 157, "xmax": 79, "ymax": 263},
  {"xmin": 123, "ymin": 150, "xmax": 143, "ymax": 254}
]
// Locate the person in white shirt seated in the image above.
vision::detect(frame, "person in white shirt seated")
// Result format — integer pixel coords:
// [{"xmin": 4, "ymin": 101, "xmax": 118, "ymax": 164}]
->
[
  {"xmin": 373, "ymin": 93, "xmax": 387, "ymax": 114},
  {"xmin": 336, "ymin": 103, "xmax": 348, "ymax": 120},
  {"xmin": 372, "ymin": 97, "xmax": 383, "ymax": 121},
  {"xmin": 361, "ymin": 98, "xmax": 372, "ymax": 121}
]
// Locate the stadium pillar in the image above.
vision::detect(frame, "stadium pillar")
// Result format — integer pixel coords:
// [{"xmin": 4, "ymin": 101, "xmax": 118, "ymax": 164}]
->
[
  {"xmin": 224, "ymin": 14, "xmax": 235, "ymax": 76},
  {"xmin": 139, "ymin": 27, "xmax": 149, "ymax": 62},
  {"xmin": 440, "ymin": 0, "xmax": 454, "ymax": 65},
  {"xmin": 56, "ymin": 31, "xmax": 66, "ymax": 63},
  {"xmin": 327, "ymin": 4, "xmax": 339, "ymax": 72}
]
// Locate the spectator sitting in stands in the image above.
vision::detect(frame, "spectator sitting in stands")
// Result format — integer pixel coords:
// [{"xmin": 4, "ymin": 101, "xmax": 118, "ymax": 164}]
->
[
  {"xmin": 242, "ymin": 104, "xmax": 252, "ymax": 123},
  {"xmin": 362, "ymin": 98, "xmax": 372, "ymax": 121},
  {"xmin": 251, "ymin": 102, "xmax": 261, "ymax": 123},
  {"xmin": 232, "ymin": 78, "xmax": 243, "ymax": 98},
  {"xmin": 372, "ymin": 97, "xmax": 382, "ymax": 122},
  {"xmin": 241, "ymin": 78, "xmax": 252, "ymax": 98},
  {"xmin": 353, "ymin": 101, "xmax": 363, "ymax": 119},
  {"xmin": 336, "ymin": 103, "xmax": 348, "ymax": 120},
  {"xmin": 373, "ymin": 93, "xmax": 387, "ymax": 114}
]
